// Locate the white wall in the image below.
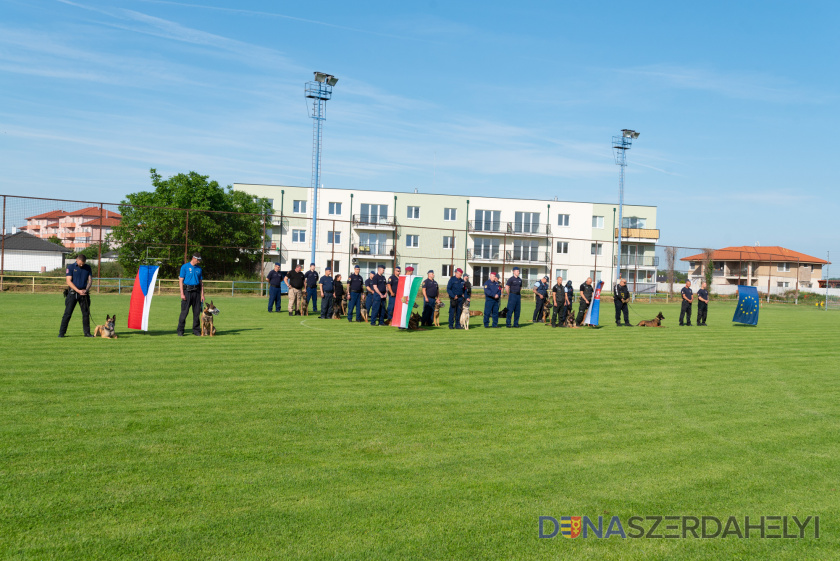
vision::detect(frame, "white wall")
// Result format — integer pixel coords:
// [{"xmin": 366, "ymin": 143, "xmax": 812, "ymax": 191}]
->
[{"xmin": 2, "ymin": 250, "xmax": 65, "ymax": 272}]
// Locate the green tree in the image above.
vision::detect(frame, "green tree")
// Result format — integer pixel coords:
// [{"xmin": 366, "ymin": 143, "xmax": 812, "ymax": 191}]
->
[
  {"xmin": 110, "ymin": 169, "xmax": 272, "ymax": 279},
  {"xmin": 47, "ymin": 235, "xmax": 64, "ymax": 246}
]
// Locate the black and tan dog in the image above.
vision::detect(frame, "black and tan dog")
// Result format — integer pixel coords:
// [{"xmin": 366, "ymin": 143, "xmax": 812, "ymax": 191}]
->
[
  {"xmin": 332, "ymin": 295, "xmax": 347, "ymax": 319},
  {"xmin": 408, "ymin": 312, "xmax": 422, "ymax": 330},
  {"xmin": 564, "ymin": 309, "xmax": 579, "ymax": 329},
  {"xmin": 433, "ymin": 299, "xmax": 445, "ymax": 327},
  {"xmin": 541, "ymin": 299, "xmax": 553, "ymax": 324},
  {"xmin": 499, "ymin": 306, "xmax": 508, "ymax": 319},
  {"xmin": 299, "ymin": 297, "xmax": 309, "ymax": 316},
  {"xmin": 637, "ymin": 312, "xmax": 665, "ymax": 327},
  {"xmin": 360, "ymin": 293, "xmax": 368, "ymax": 322},
  {"xmin": 201, "ymin": 301, "xmax": 219, "ymax": 336},
  {"xmin": 93, "ymin": 315, "xmax": 118, "ymax": 339}
]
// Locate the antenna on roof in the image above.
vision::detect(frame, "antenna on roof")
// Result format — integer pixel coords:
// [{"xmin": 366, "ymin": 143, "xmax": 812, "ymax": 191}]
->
[{"xmin": 755, "ymin": 241, "xmax": 760, "ymax": 246}]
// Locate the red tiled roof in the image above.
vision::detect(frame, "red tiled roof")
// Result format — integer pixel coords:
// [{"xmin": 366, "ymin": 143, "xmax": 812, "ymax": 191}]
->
[
  {"xmin": 682, "ymin": 246, "xmax": 829, "ymax": 264},
  {"xmin": 65, "ymin": 207, "xmax": 122, "ymax": 219},
  {"xmin": 82, "ymin": 216, "xmax": 121, "ymax": 227},
  {"xmin": 24, "ymin": 209, "xmax": 66, "ymax": 221}
]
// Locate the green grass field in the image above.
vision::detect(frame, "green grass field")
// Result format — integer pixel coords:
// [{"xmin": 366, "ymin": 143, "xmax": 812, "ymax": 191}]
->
[{"xmin": 2, "ymin": 293, "xmax": 839, "ymax": 560}]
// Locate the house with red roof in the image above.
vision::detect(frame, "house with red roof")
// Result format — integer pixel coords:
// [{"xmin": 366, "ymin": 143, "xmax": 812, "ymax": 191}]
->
[
  {"xmin": 682, "ymin": 246, "xmax": 830, "ymax": 290},
  {"xmin": 21, "ymin": 207, "xmax": 121, "ymax": 250}
]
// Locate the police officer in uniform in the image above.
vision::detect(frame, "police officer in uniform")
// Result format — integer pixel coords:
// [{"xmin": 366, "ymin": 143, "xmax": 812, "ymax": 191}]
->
[
  {"xmin": 697, "ymin": 281, "xmax": 709, "ymax": 326},
  {"xmin": 59, "ymin": 254, "xmax": 94, "ymax": 338},
  {"xmin": 371, "ymin": 265, "xmax": 388, "ymax": 326},
  {"xmin": 284, "ymin": 263, "xmax": 305, "ymax": 316},
  {"xmin": 463, "ymin": 273, "xmax": 472, "ymax": 304},
  {"xmin": 576, "ymin": 277, "xmax": 594, "ymax": 326},
  {"xmin": 265, "ymin": 262, "xmax": 283, "ymax": 313},
  {"xmin": 613, "ymin": 278, "xmax": 631, "ymax": 326},
  {"xmin": 386, "ymin": 266, "xmax": 401, "ymax": 321},
  {"xmin": 550, "ymin": 275, "xmax": 565, "ymax": 328},
  {"xmin": 346, "ymin": 265, "xmax": 364, "ymax": 322},
  {"xmin": 504, "ymin": 267, "xmax": 523, "ymax": 328},
  {"xmin": 177, "ymin": 253, "xmax": 204, "ymax": 336},
  {"xmin": 446, "ymin": 267, "xmax": 466, "ymax": 329},
  {"xmin": 483, "ymin": 272, "xmax": 501, "ymax": 328},
  {"xmin": 318, "ymin": 267, "xmax": 334, "ymax": 319},
  {"xmin": 561, "ymin": 280, "xmax": 574, "ymax": 326},
  {"xmin": 679, "ymin": 280, "xmax": 694, "ymax": 326},
  {"xmin": 421, "ymin": 270, "xmax": 439, "ymax": 327},
  {"xmin": 364, "ymin": 271, "xmax": 377, "ymax": 321},
  {"xmin": 304, "ymin": 263, "xmax": 319, "ymax": 314},
  {"xmin": 533, "ymin": 275, "xmax": 549, "ymax": 322}
]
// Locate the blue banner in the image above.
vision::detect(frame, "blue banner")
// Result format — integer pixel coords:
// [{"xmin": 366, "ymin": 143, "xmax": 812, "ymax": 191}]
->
[
  {"xmin": 732, "ymin": 285, "xmax": 759, "ymax": 326},
  {"xmin": 583, "ymin": 280, "xmax": 604, "ymax": 326}
]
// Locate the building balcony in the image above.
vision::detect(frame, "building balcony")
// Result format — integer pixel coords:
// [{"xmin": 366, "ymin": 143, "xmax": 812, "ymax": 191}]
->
[
  {"xmin": 468, "ymin": 221, "xmax": 551, "ymax": 237},
  {"xmin": 467, "ymin": 248, "xmax": 503, "ymax": 262},
  {"xmin": 352, "ymin": 214, "xmax": 397, "ymax": 229},
  {"xmin": 263, "ymin": 242, "xmax": 288, "ymax": 261},
  {"xmin": 614, "ymin": 227, "xmax": 660, "ymax": 241},
  {"xmin": 613, "ymin": 255, "xmax": 660, "ymax": 268},
  {"xmin": 352, "ymin": 244, "xmax": 396, "ymax": 258},
  {"xmin": 506, "ymin": 250, "xmax": 550, "ymax": 264}
]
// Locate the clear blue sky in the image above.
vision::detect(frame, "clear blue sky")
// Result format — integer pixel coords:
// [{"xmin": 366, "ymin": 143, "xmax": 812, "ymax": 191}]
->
[{"xmin": 1, "ymin": 0, "xmax": 838, "ymax": 263}]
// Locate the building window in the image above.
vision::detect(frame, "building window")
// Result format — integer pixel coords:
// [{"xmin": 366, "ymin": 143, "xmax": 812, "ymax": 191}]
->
[
  {"xmin": 520, "ymin": 268, "xmax": 539, "ymax": 284},
  {"xmin": 405, "ymin": 262, "xmax": 419, "ymax": 273},
  {"xmin": 513, "ymin": 239, "xmax": 540, "ymax": 261},
  {"xmin": 777, "ymin": 281, "xmax": 790, "ymax": 288},
  {"xmin": 514, "ymin": 211, "xmax": 540, "ymax": 234},
  {"xmin": 292, "ymin": 229, "xmax": 306, "ymax": 243},
  {"xmin": 442, "ymin": 264, "xmax": 453, "ymax": 276},
  {"xmin": 555, "ymin": 269, "xmax": 568, "ymax": 280},
  {"xmin": 557, "ymin": 214, "xmax": 570, "ymax": 227},
  {"xmin": 556, "ymin": 241, "xmax": 569, "ymax": 254},
  {"xmin": 406, "ymin": 235, "xmax": 419, "ymax": 248},
  {"xmin": 590, "ymin": 243, "xmax": 603, "ymax": 256},
  {"xmin": 266, "ymin": 198, "xmax": 274, "ymax": 211},
  {"xmin": 327, "ymin": 260, "xmax": 340, "ymax": 273},
  {"xmin": 360, "ymin": 203, "xmax": 389, "ymax": 224},
  {"xmin": 589, "ymin": 270, "xmax": 602, "ymax": 283},
  {"xmin": 327, "ymin": 231, "xmax": 341, "ymax": 244},
  {"xmin": 777, "ymin": 263, "xmax": 791, "ymax": 272},
  {"xmin": 474, "ymin": 209, "xmax": 501, "ymax": 232},
  {"xmin": 622, "ymin": 216, "xmax": 647, "ymax": 228},
  {"xmin": 443, "ymin": 236, "xmax": 455, "ymax": 249},
  {"xmin": 293, "ymin": 200, "xmax": 307, "ymax": 214},
  {"xmin": 592, "ymin": 215, "xmax": 604, "ymax": 229},
  {"xmin": 328, "ymin": 202, "xmax": 342, "ymax": 215},
  {"xmin": 474, "ymin": 238, "xmax": 500, "ymax": 259},
  {"xmin": 444, "ymin": 208, "xmax": 457, "ymax": 221},
  {"xmin": 407, "ymin": 206, "xmax": 420, "ymax": 219},
  {"xmin": 291, "ymin": 258, "xmax": 305, "ymax": 269}
]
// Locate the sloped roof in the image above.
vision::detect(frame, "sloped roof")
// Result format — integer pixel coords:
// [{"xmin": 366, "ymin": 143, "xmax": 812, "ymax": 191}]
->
[
  {"xmin": 682, "ymin": 246, "xmax": 829, "ymax": 264},
  {"xmin": 65, "ymin": 207, "xmax": 122, "ymax": 219},
  {"xmin": 0, "ymin": 231, "xmax": 72, "ymax": 253},
  {"xmin": 24, "ymin": 209, "xmax": 66, "ymax": 221},
  {"xmin": 82, "ymin": 216, "xmax": 121, "ymax": 227}
]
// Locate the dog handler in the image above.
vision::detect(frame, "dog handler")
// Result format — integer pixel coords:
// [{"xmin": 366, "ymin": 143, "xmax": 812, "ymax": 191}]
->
[
  {"xmin": 58, "ymin": 254, "xmax": 94, "ymax": 338},
  {"xmin": 266, "ymin": 262, "xmax": 283, "ymax": 313},
  {"xmin": 421, "ymin": 270, "xmax": 439, "ymax": 327},
  {"xmin": 483, "ymin": 272, "xmax": 502, "ymax": 328},
  {"xmin": 679, "ymin": 280, "xmax": 694, "ymax": 326},
  {"xmin": 446, "ymin": 268, "xmax": 466, "ymax": 330},
  {"xmin": 304, "ymin": 263, "xmax": 319, "ymax": 314},
  {"xmin": 614, "ymin": 278, "xmax": 631, "ymax": 326},
  {"xmin": 318, "ymin": 267, "xmax": 334, "ymax": 319},
  {"xmin": 284, "ymin": 263, "xmax": 305, "ymax": 317},
  {"xmin": 697, "ymin": 281, "xmax": 709, "ymax": 326},
  {"xmin": 386, "ymin": 266, "xmax": 401, "ymax": 321},
  {"xmin": 177, "ymin": 253, "xmax": 204, "ymax": 336},
  {"xmin": 550, "ymin": 275, "xmax": 565, "ymax": 328},
  {"xmin": 504, "ymin": 267, "xmax": 523, "ymax": 328},
  {"xmin": 346, "ymin": 265, "xmax": 364, "ymax": 322},
  {"xmin": 576, "ymin": 277, "xmax": 594, "ymax": 326}
]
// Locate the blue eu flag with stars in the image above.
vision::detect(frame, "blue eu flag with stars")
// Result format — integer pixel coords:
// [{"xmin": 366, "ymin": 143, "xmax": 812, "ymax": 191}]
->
[{"xmin": 733, "ymin": 285, "xmax": 759, "ymax": 325}]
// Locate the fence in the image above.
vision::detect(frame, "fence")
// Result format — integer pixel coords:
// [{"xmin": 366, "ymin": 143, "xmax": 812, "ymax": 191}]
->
[{"xmin": 0, "ymin": 193, "xmax": 833, "ymax": 307}]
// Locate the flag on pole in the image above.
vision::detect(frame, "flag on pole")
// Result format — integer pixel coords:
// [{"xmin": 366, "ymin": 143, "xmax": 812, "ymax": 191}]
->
[
  {"xmin": 392, "ymin": 274, "xmax": 423, "ymax": 328},
  {"xmin": 582, "ymin": 280, "xmax": 604, "ymax": 326},
  {"xmin": 732, "ymin": 285, "xmax": 760, "ymax": 325},
  {"xmin": 128, "ymin": 265, "xmax": 159, "ymax": 331}
]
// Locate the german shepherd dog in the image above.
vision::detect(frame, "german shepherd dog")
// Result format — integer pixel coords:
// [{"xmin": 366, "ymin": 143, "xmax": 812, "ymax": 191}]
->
[
  {"xmin": 637, "ymin": 312, "xmax": 665, "ymax": 327},
  {"xmin": 332, "ymin": 295, "xmax": 347, "ymax": 319},
  {"xmin": 433, "ymin": 299, "xmax": 445, "ymax": 327},
  {"xmin": 541, "ymin": 299, "xmax": 553, "ymax": 324},
  {"xmin": 459, "ymin": 300, "xmax": 471, "ymax": 330},
  {"xmin": 93, "ymin": 315, "xmax": 118, "ymax": 339},
  {"xmin": 201, "ymin": 301, "xmax": 219, "ymax": 336},
  {"xmin": 360, "ymin": 293, "xmax": 368, "ymax": 322},
  {"xmin": 299, "ymin": 296, "xmax": 309, "ymax": 316},
  {"xmin": 499, "ymin": 306, "xmax": 508, "ymax": 319},
  {"xmin": 408, "ymin": 312, "xmax": 422, "ymax": 330},
  {"xmin": 564, "ymin": 309, "xmax": 579, "ymax": 329}
]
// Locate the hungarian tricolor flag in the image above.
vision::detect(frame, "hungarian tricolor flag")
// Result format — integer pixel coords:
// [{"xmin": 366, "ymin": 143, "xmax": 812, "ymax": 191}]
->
[
  {"xmin": 582, "ymin": 280, "xmax": 604, "ymax": 326},
  {"xmin": 392, "ymin": 274, "xmax": 423, "ymax": 328},
  {"xmin": 128, "ymin": 265, "xmax": 159, "ymax": 331}
]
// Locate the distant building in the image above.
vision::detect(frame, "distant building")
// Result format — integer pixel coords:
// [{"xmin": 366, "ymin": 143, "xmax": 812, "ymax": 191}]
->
[
  {"xmin": 0, "ymin": 231, "xmax": 72, "ymax": 272},
  {"xmin": 682, "ymin": 246, "xmax": 830, "ymax": 290},
  {"xmin": 21, "ymin": 207, "xmax": 121, "ymax": 250}
]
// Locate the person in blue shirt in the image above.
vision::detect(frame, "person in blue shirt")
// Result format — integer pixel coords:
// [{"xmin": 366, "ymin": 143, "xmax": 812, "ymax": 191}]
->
[
  {"xmin": 346, "ymin": 265, "xmax": 364, "ymax": 322},
  {"xmin": 58, "ymin": 254, "xmax": 94, "ymax": 337},
  {"xmin": 533, "ymin": 276, "xmax": 549, "ymax": 323},
  {"xmin": 265, "ymin": 262, "xmax": 284, "ymax": 313},
  {"xmin": 483, "ymin": 271, "xmax": 502, "ymax": 328},
  {"xmin": 177, "ymin": 253, "xmax": 204, "ymax": 336},
  {"xmin": 505, "ymin": 267, "xmax": 523, "ymax": 328},
  {"xmin": 318, "ymin": 268, "xmax": 335, "ymax": 319},
  {"xmin": 304, "ymin": 263, "xmax": 319, "ymax": 314},
  {"xmin": 421, "ymin": 270, "xmax": 439, "ymax": 327},
  {"xmin": 364, "ymin": 271, "xmax": 377, "ymax": 322},
  {"xmin": 679, "ymin": 280, "xmax": 694, "ymax": 326},
  {"xmin": 446, "ymin": 268, "xmax": 466, "ymax": 329},
  {"xmin": 697, "ymin": 281, "xmax": 710, "ymax": 326},
  {"xmin": 386, "ymin": 266, "xmax": 401, "ymax": 321},
  {"xmin": 371, "ymin": 265, "xmax": 388, "ymax": 326}
]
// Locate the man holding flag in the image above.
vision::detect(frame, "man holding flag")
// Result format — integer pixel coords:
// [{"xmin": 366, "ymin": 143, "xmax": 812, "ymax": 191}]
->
[
  {"xmin": 576, "ymin": 277, "xmax": 594, "ymax": 326},
  {"xmin": 581, "ymin": 279, "xmax": 605, "ymax": 327},
  {"xmin": 392, "ymin": 266, "xmax": 423, "ymax": 329}
]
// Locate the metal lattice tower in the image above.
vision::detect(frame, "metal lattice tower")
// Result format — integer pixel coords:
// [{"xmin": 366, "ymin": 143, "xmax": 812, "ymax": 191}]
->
[
  {"xmin": 305, "ymin": 72, "xmax": 338, "ymax": 266},
  {"xmin": 612, "ymin": 129, "xmax": 639, "ymax": 284}
]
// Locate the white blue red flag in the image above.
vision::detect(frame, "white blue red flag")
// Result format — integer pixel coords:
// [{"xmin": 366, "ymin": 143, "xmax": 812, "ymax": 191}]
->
[
  {"xmin": 582, "ymin": 280, "xmax": 604, "ymax": 326},
  {"xmin": 128, "ymin": 265, "xmax": 159, "ymax": 331}
]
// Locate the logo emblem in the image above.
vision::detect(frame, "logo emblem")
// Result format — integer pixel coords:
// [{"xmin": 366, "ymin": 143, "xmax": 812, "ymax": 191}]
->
[
  {"xmin": 402, "ymin": 296, "xmax": 408, "ymax": 304},
  {"xmin": 561, "ymin": 516, "xmax": 581, "ymax": 538}
]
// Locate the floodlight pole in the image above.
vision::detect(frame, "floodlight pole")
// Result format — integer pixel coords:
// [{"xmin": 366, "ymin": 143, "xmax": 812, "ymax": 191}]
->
[
  {"xmin": 612, "ymin": 130, "xmax": 639, "ymax": 284},
  {"xmin": 306, "ymin": 72, "xmax": 337, "ymax": 267}
]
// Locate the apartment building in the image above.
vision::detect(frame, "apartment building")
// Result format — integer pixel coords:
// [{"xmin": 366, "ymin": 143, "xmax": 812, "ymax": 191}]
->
[
  {"xmin": 234, "ymin": 184, "xmax": 659, "ymax": 291},
  {"xmin": 683, "ymin": 246, "xmax": 829, "ymax": 290},
  {"xmin": 21, "ymin": 207, "xmax": 121, "ymax": 250}
]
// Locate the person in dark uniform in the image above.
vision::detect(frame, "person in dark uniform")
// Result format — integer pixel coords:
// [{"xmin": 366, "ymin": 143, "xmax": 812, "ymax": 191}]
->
[
  {"xmin": 697, "ymin": 281, "xmax": 709, "ymax": 326},
  {"xmin": 613, "ymin": 278, "xmax": 631, "ymax": 326},
  {"xmin": 561, "ymin": 280, "xmax": 574, "ymax": 327},
  {"xmin": 372, "ymin": 265, "xmax": 388, "ymax": 326},
  {"xmin": 679, "ymin": 280, "xmax": 694, "ymax": 326},
  {"xmin": 550, "ymin": 275, "xmax": 565, "ymax": 328},
  {"xmin": 346, "ymin": 265, "xmax": 364, "ymax": 322},
  {"xmin": 386, "ymin": 266, "xmax": 401, "ymax": 321},
  {"xmin": 364, "ymin": 271, "xmax": 377, "ymax": 321},
  {"xmin": 265, "ymin": 262, "xmax": 283, "ymax": 313},
  {"xmin": 59, "ymin": 254, "xmax": 94, "ymax": 338},
  {"xmin": 483, "ymin": 272, "xmax": 501, "ymax": 328},
  {"xmin": 505, "ymin": 267, "xmax": 523, "ymax": 328},
  {"xmin": 318, "ymin": 267, "xmax": 334, "ymax": 319},
  {"xmin": 446, "ymin": 268, "xmax": 466, "ymax": 329},
  {"xmin": 576, "ymin": 277, "xmax": 594, "ymax": 326},
  {"xmin": 304, "ymin": 263, "xmax": 319, "ymax": 314},
  {"xmin": 533, "ymin": 275, "xmax": 549, "ymax": 322},
  {"xmin": 284, "ymin": 263, "xmax": 305, "ymax": 316},
  {"xmin": 177, "ymin": 253, "xmax": 204, "ymax": 336},
  {"xmin": 421, "ymin": 270, "xmax": 439, "ymax": 327},
  {"xmin": 333, "ymin": 274, "xmax": 345, "ymax": 317}
]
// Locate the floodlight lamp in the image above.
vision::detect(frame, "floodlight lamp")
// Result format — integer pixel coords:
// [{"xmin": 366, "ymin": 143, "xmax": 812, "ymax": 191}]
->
[
  {"xmin": 621, "ymin": 129, "xmax": 633, "ymax": 138},
  {"xmin": 326, "ymin": 75, "xmax": 338, "ymax": 86},
  {"xmin": 632, "ymin": 131, "xmax": 640, "ymax": 139},
  {"xmin": 314, "ymin": 72, "xmax": 327, "ymax": 83}
]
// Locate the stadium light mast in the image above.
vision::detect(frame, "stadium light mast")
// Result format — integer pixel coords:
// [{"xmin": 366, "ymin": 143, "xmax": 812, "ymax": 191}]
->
[
  {"xmin": 612, "ymin": 129, "xmax": 639, "ymax": 285},
  {"xmin": 305, "ymin": 72, "xmax": 338, "ymax": 266}
]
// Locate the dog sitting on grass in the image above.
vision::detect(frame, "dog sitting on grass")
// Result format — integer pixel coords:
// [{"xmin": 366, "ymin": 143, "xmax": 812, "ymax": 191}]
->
[
  {"xmin": 201, "ymin": 301, "xmax": 219, "ymax": 336},
  {"xmin": 433, "ymin": 299, "xmax": 445, "ymax": 327},
  {"xmin": 637, "ymin": 312, "xmax": 665, "ymax": 327},
  {"xmin": 93, "ymin": 315, "xmax": 118, "ymax": 339}
]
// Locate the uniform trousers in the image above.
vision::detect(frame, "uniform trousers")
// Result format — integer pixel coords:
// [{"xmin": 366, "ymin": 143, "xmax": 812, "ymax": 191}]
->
[
  {"xmin": 287, "ymin": 287, "xmax": 303, "ymax": 315},
  {"xmin": 177, "ymin": 289, "xmax": 202, "ymax": 335},
  {"xmin": 267, "ymin": 286, "xmax": 282, "ymax": 311},
  {"xmin": 347, "ymin": 292, "xmax": 362, "ymax": 321},
  {"xmin": 506, "ymin": 294, "xmax": 521, "ymax": 327},
  {"xmin": 59, "ymin": 292, "xmax": 91, "ymax": 336},
  {"xmin": 680, "ymin": 301, "xmax": 693, "ymax": 325},
  {"xmin": 484, "ymin": 297, "xmax": 499, "ymax": 327}
]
